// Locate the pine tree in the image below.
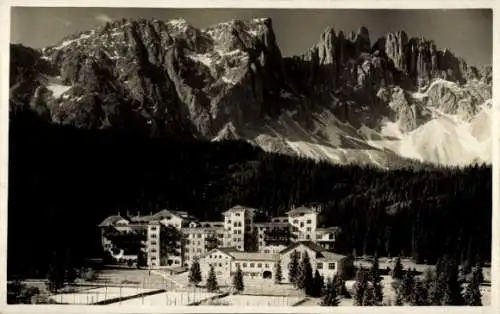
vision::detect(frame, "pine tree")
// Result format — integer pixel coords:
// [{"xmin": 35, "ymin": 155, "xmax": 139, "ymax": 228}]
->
[
  {"xmin": 297, "ymin": 252, "xmax": 313, "ymax": 295},
  {"xmin": 410, "ymin": 279, "xmax": 428, "ymax": 305},
  {"xmin": 441, "ymin": 258, "xmax": 464, "ymax": 305},
  {"xmin": 400, "ymin": 268, "xmax": 415, "ymax": 303},
  {"xmin": 321, "ymin": 278, "xmax": 339, "ymax": 306},
  {"xmin": 206, "ymin": 265, "xmax": 218, "ymax": 292},
  {"xmin": 332, "ymin": 274, "xmax": 348, "ymax": 298},
  {"xmin": 369, "ymin": 256, "xmax": 383, "ymax": 303},
  {"xmin": 312, "ymin": 270, "xmax": 324, "ymax": 297},
  {"xmin": 232, "ymin": 264, "xmax": 244, "ymax": 293},
  {"xmin": 463, "ymin": 266, "xmax": 482, "ymax": 306},
  {"xmin": 361, "ymin": 285, "xmax": 376, "ymax": 306},
  {"xmin": 352, "ymin": 267, "xmax": 369, "ymax": 305},
  {"xmin": 392, "ymin": 257, "xmax": 403, "ymax": 280},
  {"xmin": 288, "ymin": 250, "xmax": 299, "ymax": 286},
  {"xmin": 275, "ymin": 262, "xmax": 283, "ymax": 284},
  {"xmin": 189, "ymin": 259, "xmax": 202, "ymax": 286}
]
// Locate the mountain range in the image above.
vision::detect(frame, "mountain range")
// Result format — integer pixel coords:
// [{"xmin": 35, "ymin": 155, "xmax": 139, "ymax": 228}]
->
[{"xmin": 9, "ymin": 17, "xmax": 493, "ymax": 168}]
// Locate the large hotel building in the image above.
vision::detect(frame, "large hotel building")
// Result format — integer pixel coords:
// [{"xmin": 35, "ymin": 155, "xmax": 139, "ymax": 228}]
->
[{"xmin": 98, "ymin": 205, "xmax": 346, "ymax": 279}]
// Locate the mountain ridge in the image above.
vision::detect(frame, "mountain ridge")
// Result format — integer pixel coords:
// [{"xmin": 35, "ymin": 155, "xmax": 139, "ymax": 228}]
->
[{"xmin": 9, "ymin": 17, "xmax": 492, "ymax": 167}]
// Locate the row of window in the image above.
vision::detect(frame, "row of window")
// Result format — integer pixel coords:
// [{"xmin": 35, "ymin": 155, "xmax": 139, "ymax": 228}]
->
[
  {"xmin": 235, "ymin": 262, "xmax": 271, "ymax": 269},
  {"xmin": 317, "ymin": 263, "xmax": 336, "ymax": 270}
]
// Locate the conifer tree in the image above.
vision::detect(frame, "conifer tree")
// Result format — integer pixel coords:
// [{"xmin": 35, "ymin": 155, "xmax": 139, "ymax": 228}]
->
[
  {"xmin": 352, "ymin": 267, "xmax": 369, "ymax": 306},
  {"xmin": 369, "ymin": 256, "xmax": 383, "ymax": 303},
  {"xmin": 232, "ymin": 264, "xmax": 244, "ymax": 293},
  {"xmin": 188, "ymin": 259, "xmax": 202, "ymax": 286},
  {"xmin": 288, "ymin": 250, "xmax": 299, "ymax": 287},
  {"xmin": 206, "ymin": 265, "xmax": 218, "ymax": 292},
  {"xmin": 332, "ymin": 274, "xmax": 348, "ymax": 298},
  {"xmin": 410, "ymin": 279, "xmax": 428, "ymax": 305},
  {"xmin": 362, "ymin": 285, "xmax": 376, "ymax": 306},
  {"xmin": 274, "ymin": 262, "xmax": 283, "ymax": 284},
  {"xmin": 312, "ymin": 270, "xmax": 324, "ymax": 297},
  {"xmin": 297, "ymin": 252, "xmax": 313, "ymax": 295},
  {"xmin": 321, "ymin": 278, "xmax": 339, "ymax": 306},
  {"xmin": 463, "ymin": 266, "xmax": 482, "ymax": 306},
  {"xmin": 392, "ymin": 257, "xmax": 403, "ymax": 280},
  {"xmin": 400, "ymin": 268, "xmax": 415, "ymax": 303},
  {"xmin": 441, "ymin": 258, "xmax": 464, "ymax": 305}
]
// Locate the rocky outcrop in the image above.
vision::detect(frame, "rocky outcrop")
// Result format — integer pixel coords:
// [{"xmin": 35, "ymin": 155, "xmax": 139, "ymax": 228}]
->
[{"xmin": 9, "ymin": 18, "xmax": 492, "ymax": 166}]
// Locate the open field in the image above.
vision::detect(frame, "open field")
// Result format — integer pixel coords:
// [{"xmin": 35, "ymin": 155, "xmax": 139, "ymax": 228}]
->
[
  {"xmin": 49, "ymin": 287, "xmax": 161, "ymax": 304},
  {"xmin": 201, "ymin": 294, "xmax": 304, "ymax": 306},
  {"xmin": 114, "ymin": 291, "xmax": 220, "ymax": 306}
]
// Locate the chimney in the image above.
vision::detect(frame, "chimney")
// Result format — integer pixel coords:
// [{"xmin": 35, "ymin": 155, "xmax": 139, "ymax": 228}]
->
[{"xmin": 126, "ymin": 210, "xmax": 129, "ymax": 217}]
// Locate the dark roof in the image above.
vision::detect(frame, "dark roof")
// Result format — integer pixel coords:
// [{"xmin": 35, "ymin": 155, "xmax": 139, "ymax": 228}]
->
[
  {"xmin": 316, "ymin": 227, "xmax": 341, "ymax": 233},
  {"xmin": 222, "ymin": 205, "xmax": 257, "ymax": 215},
  {"xmin": 280, "ymin": 241, "xmax": 328, "ymax": 255},
  {"xmin": 97, "ymin": 215, "xmax": 127, "ymax": 227},
  {"xmin": 279, "ymin": 241, "xmax": 348, "ymax": 261},
  {"xmin": 286, "ymin": 206, "xmax": 316, "ymax": 216},
  {"xmin": 200, "ymin": 247, "xmax": 239, "ymax": 258}
]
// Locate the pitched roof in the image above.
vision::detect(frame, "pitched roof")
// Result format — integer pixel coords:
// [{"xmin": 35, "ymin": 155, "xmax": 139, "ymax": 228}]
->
[
  {"xmin": 254, "ymin": 222, "xmax": 290, "ymax": 227},
  {"xmin": 97, "ymin": 215, "xmax": 127, "ymax": 227},
  {"xmin": 222, "ymin": 205, "xmax": 257, "ymax": 215},
  {"xmin": 286, "ymin": 206, "xmax": 316, "ymax": 216},
  {"xmin": 231, "ymin": 252, "xmax": 279, "ymax": 262},
  {"xmin": 318, "ymin": 252, "xmax": 348, "ymax": 262},
  {"xmin": 279, "ymin": 241, "xmax": 348, "ymax": 261},
  {"xmin": 129, "ymin": 215, "xmax": 154, "ymax": 223},
  {"xmin": 200, "ymin": 247, "xmax": 239, "ymax": 259},
  {"xmin": 316, "ymin": 227, "xmax": 341, "ymax": 234},
  {"xmin": 279, "ymin": 241, "xmax": 329, "ymax": 255}
]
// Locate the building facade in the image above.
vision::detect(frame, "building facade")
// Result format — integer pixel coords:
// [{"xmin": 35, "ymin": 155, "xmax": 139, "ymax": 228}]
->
[{"xmin": 98, "ymin": 205, "xmax": 342, "ymax": 270}]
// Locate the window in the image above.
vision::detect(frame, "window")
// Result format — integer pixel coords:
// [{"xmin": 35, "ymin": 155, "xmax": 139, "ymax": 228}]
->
[
  {"xmin": 257, "ymin": 263, "xmax": 262, "ymax": 268},
  {"xmin": 265, "ymin": 264, "xmax": 269, "ymax": 268},
  {"xmin": 234, "ymin": 230, "xmax": 238, "ymax": 234},
  {"xmin": 317, "ymin": 263, "xmax": 323, "ymax": 269},
  {"xmin": 293, "ymin": 220, "xmax": 298, "ymax": 224},
  {"xmin": 306, "ymin": 235, "xmax": 310, "ymax": 239},
  {"xmin": 152, "ymin": 257, "xmax": 157, "ymax": 260},
  {"xmin": 151, "ymin": 227, "xmax": 157, "ymax": 231},
  {"xmin": 328, "ymin": 263, "xmax": 335, "ymax": 270},
  {"xmin": 197, "ymin": 234, "xmax": 201, "ymax": 238},
  {"xmin": 186, "ymin": 240, "xmax": 190, "ymax": 245},
  {"xmin": 235, "ymin": 213, "xmax": 240, "ymax": 216},
  {"xmin": 238, "ymin": 230, "xmax": 242, "ymax": 234},
  {"xmin": 234, "ymin": 222, "xmax": 238, "ymax": 227},
  {"xmin": 250, "ymin": 263, "xmax": 255, "ymax": 268},
  {"xmin": 175, "ymin": 260, "xmax": 180, "ymax": 264},
  {"xmin": 238, "ymin": 222, "xmax": 242, "ymax": 227},
  {"xmin": 151, "ymin": 241, "xmax": 157, "ymax": 245},
  {"xmin": 300, "ymin": 222, "xmax": 304, "ymax": 227},
  {"xmin": 306, "ymin": 220, "xmax": 311, "ymax": 224},
  {"xmin": 307, "ymin": 227, "xmax": 311, "ymax": 231},
  {"xmin": 151, "ymin": 234, "xmax": 157, "ymax": 238},
  {"xmin": 219, "ymin": 263, "xmax": 222, "ymax": 267},
  {"xmin": 235, "ymin": 263, "xmax": 240, "ymax": 267},
  {"xmin": 151, "ymin": 249, "xmax": 157, "ymax": 253},
  {"xmin": 243, "ymin": 263, "xmax": 247, "ymax": 267}
]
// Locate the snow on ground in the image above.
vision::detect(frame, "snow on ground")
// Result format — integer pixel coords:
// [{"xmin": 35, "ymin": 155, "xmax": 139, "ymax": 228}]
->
[
  {"xmin": 55, "ymin": 33, "xmax": 92, "ymax": 50},
  {"xmin": 47, "ymin": 83, "xmax": 72, "ymax": 98},
  {"xmin": 50, "ymin": 287, "xmax": 158, "ymax": 304},
  {"xmin": 207, "ymin": 294, "xmax": 302, "ymax": 306},
  {"xmin": 116, "ymin": 291, "xmax": 219, "ymax": 306},
  {"xmin": 187, "ymin": 53, "xmax": 213, "ymax": 68}
]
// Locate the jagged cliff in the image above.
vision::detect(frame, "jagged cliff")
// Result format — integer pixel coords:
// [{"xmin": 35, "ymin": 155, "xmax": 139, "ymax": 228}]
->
[{"xmin": 9, "ymin": 17, "xmax": 492, "ymax": 167}]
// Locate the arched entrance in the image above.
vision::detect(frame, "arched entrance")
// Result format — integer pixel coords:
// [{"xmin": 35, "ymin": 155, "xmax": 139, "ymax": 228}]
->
[{"xmin": 263, "ymin": 271, "xmax": 272, "ymax": 279}]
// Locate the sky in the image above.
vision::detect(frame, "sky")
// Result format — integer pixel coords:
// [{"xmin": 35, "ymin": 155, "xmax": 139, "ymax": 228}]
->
[{"xmin": 10, "ymin": 8, "xmax": 492, "ymax": 66}]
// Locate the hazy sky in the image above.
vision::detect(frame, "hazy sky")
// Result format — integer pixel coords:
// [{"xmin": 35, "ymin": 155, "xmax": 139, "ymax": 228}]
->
[{"xmin": 10, "ymin": 8, "xmax": 492, "ymax": 66}]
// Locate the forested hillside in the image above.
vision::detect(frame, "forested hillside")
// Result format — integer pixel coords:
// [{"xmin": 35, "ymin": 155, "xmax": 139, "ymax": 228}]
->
[{"xmin": 8, "ymin": 111, "xmax": 491, "ymax": 278}]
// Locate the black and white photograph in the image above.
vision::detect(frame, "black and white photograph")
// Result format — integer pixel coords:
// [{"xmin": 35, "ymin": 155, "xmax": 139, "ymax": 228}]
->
[{"xmin": 4, "ymin": 5, "xmax": 494, "ymax": 308}]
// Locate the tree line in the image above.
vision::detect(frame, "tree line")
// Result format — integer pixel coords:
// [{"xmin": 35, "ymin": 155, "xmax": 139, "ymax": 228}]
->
[{"xmin": 8, "ymin": 111, "xmax": 491, "ymax": 279}]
